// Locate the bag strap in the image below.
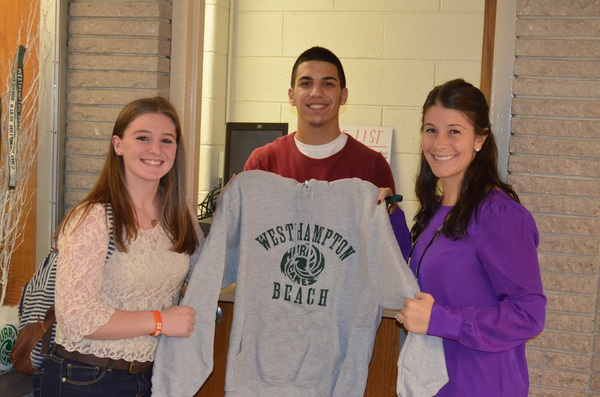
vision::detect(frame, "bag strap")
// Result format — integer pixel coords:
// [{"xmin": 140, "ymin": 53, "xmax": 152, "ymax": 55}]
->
[
  {"xmin": 41, "ymin": 203, "xmax": 116, "ymax": 354},
  {"xmin": 105, "ymin": 203, "xmax": 116, "ymax": 260},
  {"xmin": 40, "ymin": 304, "xmax": 56, "ymax": 355}
]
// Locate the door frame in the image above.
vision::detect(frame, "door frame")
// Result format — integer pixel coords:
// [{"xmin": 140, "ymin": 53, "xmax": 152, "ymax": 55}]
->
[
  {"xmin": 169, "ymin": 0, "xmax": 206, "ymax": 208},
  {"xmin": 36, "ymin": 0, "xmax": 68, "ymax": 262}
]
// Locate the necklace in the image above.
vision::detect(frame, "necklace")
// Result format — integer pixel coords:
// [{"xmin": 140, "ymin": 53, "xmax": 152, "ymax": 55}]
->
[
  {"xmin": 134, "ymin": 205, "xmax": 159, "ymax": 228},
  {"xmin": 407, "ymin": 227, "xmax": 442, "ymax": 280}
]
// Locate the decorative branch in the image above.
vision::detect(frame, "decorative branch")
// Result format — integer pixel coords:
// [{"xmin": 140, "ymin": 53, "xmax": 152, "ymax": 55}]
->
[{"xmin": 0, "ymin": 4, "xmax": 40, "ymax": 307}]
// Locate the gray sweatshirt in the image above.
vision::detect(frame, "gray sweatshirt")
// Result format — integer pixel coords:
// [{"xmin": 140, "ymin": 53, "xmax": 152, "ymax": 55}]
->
[{"xmin": 152, "ymin": 170, "xmax": 447, "ymax": 397}]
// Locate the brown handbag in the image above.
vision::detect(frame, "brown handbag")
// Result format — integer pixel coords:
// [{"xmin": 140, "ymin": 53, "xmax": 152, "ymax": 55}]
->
[{"xmin": 9, "ymin": 305, "xmax": 55, "ymax": 376}]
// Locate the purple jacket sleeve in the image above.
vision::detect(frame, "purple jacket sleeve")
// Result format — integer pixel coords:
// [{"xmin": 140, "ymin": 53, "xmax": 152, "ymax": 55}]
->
[
  {"xmin": 427, "ymin": 200, "xmax": 547, "ymax": 352},
  {"xmin": 389, "ymin": 208, "xmax": 411, "ymax": 261}
]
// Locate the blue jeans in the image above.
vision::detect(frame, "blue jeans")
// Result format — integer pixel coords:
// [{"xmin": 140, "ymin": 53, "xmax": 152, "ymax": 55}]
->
[{"xmin": 33, "ymin": 347, "xmax": 152, "ymax": 397}]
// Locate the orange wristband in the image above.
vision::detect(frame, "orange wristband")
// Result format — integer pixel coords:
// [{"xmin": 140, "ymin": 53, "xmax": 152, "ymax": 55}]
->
[{"xmin": 150, "ymin": 311, "xmax": 162, "ymax": 336}]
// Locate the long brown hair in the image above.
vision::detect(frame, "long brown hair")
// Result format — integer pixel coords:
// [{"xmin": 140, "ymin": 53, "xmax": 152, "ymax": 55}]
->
[
  {"xmin": 56, "ymin": 96, "xmax": 199, "ymax": 255},
  {"xmin": 411, "ymin": 79, "xmax": 519, "ymax": 241}
]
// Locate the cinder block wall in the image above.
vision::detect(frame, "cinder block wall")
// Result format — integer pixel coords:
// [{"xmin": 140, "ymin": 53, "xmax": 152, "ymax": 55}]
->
[
  {"xmin": 65, "ymin": 0, "xmax": 172, "ymax": 210},
  {"xmin": 509, "ymin": 1, "xmax": 600, "ymax": 395},
  {"xmin": 199, "ymin": 0, "xmax": 230, "ymax": 200},
  {"xmin": 220, "ymin": 1, "xmax": 485, "ymax": 223}
]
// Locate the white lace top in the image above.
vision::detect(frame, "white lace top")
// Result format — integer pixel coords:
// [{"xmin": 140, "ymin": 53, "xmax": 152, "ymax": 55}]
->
[{"xmin": 55, "ymin": 203, "xmax": 203, "ymax": 362}]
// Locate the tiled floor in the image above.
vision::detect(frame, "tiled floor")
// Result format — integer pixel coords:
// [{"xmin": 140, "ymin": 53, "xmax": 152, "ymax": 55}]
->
[{"xmin": 0, "ymin": 370, "xmax": 33, "ymax": 397}]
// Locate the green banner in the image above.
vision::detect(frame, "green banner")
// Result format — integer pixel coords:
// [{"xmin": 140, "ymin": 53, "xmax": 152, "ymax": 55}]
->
[{"xmin": 8, "ymin": 45, "xmax": 26, "ymax": 189}]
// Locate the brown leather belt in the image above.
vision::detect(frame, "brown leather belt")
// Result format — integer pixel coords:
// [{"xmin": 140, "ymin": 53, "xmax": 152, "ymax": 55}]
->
[{"xmin": 56, "ymin": 345, "xmax": 153, "ymax": 374}]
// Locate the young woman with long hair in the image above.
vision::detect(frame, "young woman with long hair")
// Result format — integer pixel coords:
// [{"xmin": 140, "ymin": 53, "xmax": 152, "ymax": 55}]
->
[
  {"xmin": 397, "ymin": 79, "xmax": 546, "ymax": 396},
  {"xmin": 35, "ymin": 97, "xmax": 203, "ymax": 396}
]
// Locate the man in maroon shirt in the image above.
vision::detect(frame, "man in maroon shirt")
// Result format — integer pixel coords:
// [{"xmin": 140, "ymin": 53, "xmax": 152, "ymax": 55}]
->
[{"xmin": 244, "ymin": 46, "xmax": 410, "ymax": 257}]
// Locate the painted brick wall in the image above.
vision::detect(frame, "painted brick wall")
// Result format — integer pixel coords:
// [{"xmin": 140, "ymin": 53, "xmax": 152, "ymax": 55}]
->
[
  {"xmin": 65, "ymin": 0, "xmax": 172, "ymax": 209},
  {"xmin": 509, "ymin": 1, "xmax": 600, "ymax": 395},
  {"xmin": 199, "ymin": 0, "xmax": 230, "ymax": 200}
]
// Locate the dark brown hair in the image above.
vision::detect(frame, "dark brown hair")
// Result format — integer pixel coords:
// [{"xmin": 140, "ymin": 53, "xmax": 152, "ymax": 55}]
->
[
  {"xmin": 56, "ymin": 96, "xmax": 199, "ymax": 255},
  {"xmin": 411, "ymin": 79, "xmax": 519, "ymax": 241},
  {"xmin": 291, "ymin": 46, "xmax": 346, "ymax": 89}
]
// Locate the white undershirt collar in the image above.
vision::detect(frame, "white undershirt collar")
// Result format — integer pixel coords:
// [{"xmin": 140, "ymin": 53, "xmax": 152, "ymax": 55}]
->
[{"xmin": 294, "ymin": 133, "xmax": 348, "ymax": 159}]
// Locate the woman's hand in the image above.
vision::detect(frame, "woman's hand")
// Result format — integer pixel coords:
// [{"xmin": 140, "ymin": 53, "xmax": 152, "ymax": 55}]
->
[
  {"xmin": 160, "ymin": 305, "xmax": 196, "ymax": 338},
  {"xmin": 377, "ymin": 187, "xmax": 393, "ymax": 205},
  {"xmin": 396, "ymin": 292, "xmax": 435, "ymax": 334}
]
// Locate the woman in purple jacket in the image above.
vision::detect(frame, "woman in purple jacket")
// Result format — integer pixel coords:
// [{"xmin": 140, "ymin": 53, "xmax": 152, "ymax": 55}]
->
[{"xmin": 397, "ymin": 79, "xmax": 546, "ymax": 396}]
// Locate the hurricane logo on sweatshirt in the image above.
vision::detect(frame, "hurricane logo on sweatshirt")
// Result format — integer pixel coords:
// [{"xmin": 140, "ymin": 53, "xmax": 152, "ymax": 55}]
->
[{"xmin": 280, "ymin": 243, "xmax": 325, "ymax": 286}]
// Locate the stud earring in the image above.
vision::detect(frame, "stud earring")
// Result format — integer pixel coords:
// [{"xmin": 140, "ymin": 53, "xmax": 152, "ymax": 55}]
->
[
  {"xmin": 475, "ymin": 147, "xmax": 480, "ymax": 152},
  {"xmin": 116, "ymin": 150, "xmax": 122, "ymax": 155}
]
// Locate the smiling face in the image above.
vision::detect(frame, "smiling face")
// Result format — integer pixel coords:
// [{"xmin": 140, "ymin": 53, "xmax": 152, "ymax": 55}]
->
[
  {"xmin": 112, "ymin": 112, "xmax": 178, "ymax": 189},
  {"xmin": 288, "ymin": 60, "xmax": 348, "ymax": 139},
  {"xmin": 421, "ymin": 104, "xmax": 487, "ymax": 200}
]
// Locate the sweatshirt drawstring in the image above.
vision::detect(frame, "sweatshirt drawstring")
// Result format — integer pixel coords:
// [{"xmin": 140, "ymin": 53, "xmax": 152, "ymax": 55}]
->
[{"xmin": 307, "ymin": 181, "xmax": 314, "ymax": 246}]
